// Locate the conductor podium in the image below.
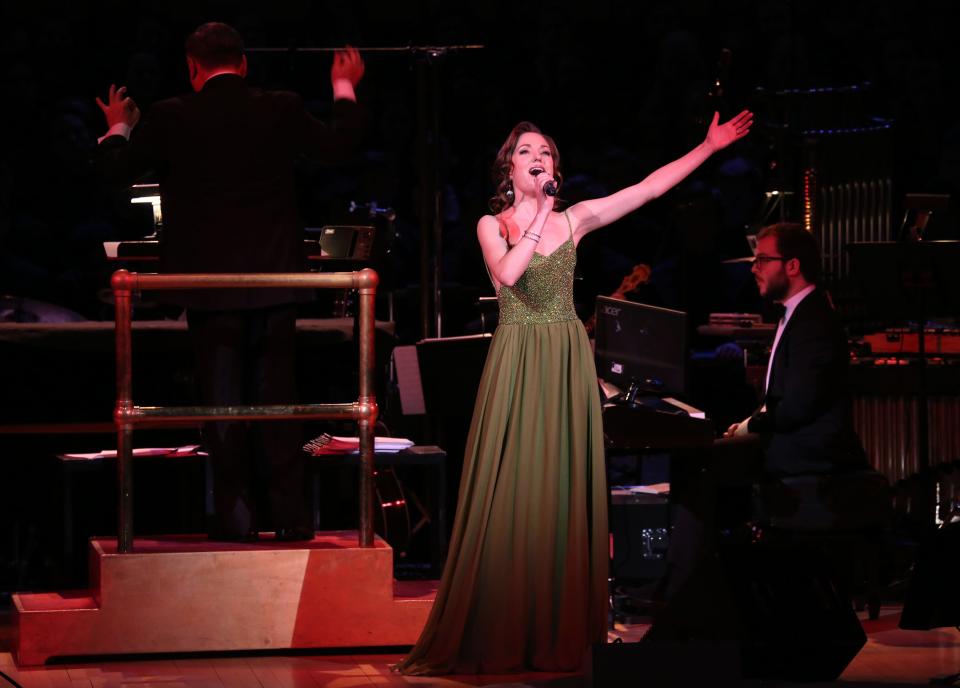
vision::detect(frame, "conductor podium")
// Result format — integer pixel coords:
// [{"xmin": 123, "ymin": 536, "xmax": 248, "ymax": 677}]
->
[
  {"xmin": 11, "ymin": 268, "xmax": 441, "ymax": 666},
  {"xmin": 15, "ymin": 533, "xmax": 436, "ymax": 666}
]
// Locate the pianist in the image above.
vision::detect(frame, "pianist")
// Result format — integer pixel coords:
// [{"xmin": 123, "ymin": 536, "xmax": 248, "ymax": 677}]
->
[
  {"xmin": 653, "ymin": 223, "xmax": 889, "ymax": 617},
  {"xmin": 94, "ymin": 23, "xmax": 365, "ymax": 542}
]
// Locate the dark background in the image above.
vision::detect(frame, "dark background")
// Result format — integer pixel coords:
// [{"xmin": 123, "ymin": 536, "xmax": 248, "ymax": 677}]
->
[
  {"xmin": 3, "ymin": 0, "xmax": 959, "ymax": 331},
  {"xmin": 2, "ymin": 0, "xmax": 960, "ymax": 590}
]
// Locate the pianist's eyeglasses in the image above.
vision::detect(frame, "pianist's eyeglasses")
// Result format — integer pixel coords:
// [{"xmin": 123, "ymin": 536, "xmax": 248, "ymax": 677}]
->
[{"xmin": 751, "ymin": 255, "xmax": 786, "ymax": 266}]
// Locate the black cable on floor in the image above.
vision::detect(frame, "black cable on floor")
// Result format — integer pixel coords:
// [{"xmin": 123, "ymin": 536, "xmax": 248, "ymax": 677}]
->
[{"xmin": 0, "ymin": 670, "xmax": 25, "ymax": 688}]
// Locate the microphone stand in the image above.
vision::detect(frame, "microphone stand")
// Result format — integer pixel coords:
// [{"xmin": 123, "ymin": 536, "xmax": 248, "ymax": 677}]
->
[{"xmin": 249, "ymin": 44, "xmax": 485, "ymax": 340}]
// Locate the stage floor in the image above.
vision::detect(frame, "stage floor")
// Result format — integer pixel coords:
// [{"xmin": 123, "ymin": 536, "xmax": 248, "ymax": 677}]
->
[{"xmin": 1, "ymin": 605, "xmax": 958, "ymax": 687}]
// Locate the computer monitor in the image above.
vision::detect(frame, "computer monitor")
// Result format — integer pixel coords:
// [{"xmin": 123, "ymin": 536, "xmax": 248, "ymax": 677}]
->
[{"xmin": 594, "ymin": 296, "xmax": 687, "ymax": 397}]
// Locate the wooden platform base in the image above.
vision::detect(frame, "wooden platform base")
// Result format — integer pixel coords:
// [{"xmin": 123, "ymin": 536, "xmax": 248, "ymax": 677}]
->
[{"xmin": 13, "ymin": 531, "xmax": 437, "ymax": 666}]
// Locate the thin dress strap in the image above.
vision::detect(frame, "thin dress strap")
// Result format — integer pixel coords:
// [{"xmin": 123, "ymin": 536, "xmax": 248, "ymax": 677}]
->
[
  {"xmin": 497, "ymin": 214, "xmax": 518, "ymax": 248},
  {"xmin": 484, "ymin": 260, "xmax": 498, "ymax": 295},
  {"xmin": 563, "ymin": 209, "xmax": 574, "ymax": 241},
  {"xmin": 484, "ymin": 214, "xmax": 507, "ymax": 293}
]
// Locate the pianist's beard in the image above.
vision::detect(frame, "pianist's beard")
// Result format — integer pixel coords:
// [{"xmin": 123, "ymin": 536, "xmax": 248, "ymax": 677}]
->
[{"xmin": 760, "ymin": 269, "xmax": 790, "ymax": 303}]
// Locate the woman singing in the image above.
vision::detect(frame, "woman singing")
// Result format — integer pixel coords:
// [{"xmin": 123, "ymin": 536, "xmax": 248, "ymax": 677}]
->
[{"xmin": 397, "ymin": 109, "xmax": 753, "ymax": 675}]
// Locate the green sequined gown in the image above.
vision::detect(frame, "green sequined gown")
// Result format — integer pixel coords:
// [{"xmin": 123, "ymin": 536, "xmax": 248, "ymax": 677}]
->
[{"xmin": 397, "ymin": 212, "xmax": 608, "ymax": 675}]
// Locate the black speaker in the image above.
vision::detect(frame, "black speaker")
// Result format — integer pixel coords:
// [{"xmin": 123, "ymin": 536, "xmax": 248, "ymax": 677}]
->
[
  {"xmin": 592, "ymin": 638, "xmax": 741, "ymax": 688},
  {"xmin": 609, "ymin": 489, "xmax": 670, "ymax": 580},
  {"xmin": 900, "ymin": 521, "xmax": 960, "ymax": 630},
  {"xmin": 642, "ymin": 542, "xmax": 866, "ymax": 682}
]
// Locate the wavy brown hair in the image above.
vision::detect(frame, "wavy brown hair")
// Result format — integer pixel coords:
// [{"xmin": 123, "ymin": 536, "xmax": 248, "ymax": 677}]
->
[{"xmin": 488, "ymin": 121, "xmax": 563, "ymax": 214}]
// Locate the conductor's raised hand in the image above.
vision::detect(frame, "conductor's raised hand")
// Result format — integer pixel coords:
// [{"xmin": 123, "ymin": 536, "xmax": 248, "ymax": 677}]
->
[
  {"xmin": 704, "ymin": 109, "xmax": 753, "ymax": 153},
  {"xmin": 95, "ymin": 84, "xmax": 140, "ymax": 130},
  {"xmin": 331, "ymin": 46, "xmax": 364, "ymax": 87}
]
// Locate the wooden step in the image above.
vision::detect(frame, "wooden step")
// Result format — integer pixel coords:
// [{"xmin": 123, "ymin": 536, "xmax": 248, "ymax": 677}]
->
[{"xmin": 14, "ymin": 531, "xmax": 436, "ymax": 666}]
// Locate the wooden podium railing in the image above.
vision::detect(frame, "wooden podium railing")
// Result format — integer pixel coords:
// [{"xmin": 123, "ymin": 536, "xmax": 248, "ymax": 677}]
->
[{"xmin": 110, "ymin": 269, "xmax": 379, "ymax": 553}]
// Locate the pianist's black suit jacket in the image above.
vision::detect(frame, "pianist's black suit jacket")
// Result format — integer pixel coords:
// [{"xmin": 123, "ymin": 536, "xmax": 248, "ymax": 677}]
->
[
  {"xmin": 98, "ymin": 73, "xmax": 362, "ymax": 310},
  {"xmin": 747, "ymin": 288, "xmax": 869, "ymax": 476}
]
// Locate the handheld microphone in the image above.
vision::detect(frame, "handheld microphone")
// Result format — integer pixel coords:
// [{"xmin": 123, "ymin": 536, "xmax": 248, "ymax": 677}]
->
[{"xmin": 529, "ymin": 168, "xmax": 558, "ymax": 197}]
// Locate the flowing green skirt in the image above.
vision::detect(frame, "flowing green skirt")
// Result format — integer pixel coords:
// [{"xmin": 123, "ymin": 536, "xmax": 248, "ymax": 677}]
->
[{"xmin": 397, "ymin": 319, "xmax": 608, "ymax": 674}]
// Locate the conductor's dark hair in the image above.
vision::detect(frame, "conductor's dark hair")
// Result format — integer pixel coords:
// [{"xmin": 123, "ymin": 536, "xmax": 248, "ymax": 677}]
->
[{"xmin": 185, "ymin": 22, "xmax": 245, "ymax": 70}]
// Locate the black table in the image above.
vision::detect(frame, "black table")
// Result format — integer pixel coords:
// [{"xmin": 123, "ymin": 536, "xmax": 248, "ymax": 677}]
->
[
  {"xmin": 56, "ymin": 445, "xmax": 448, "ymax": 582},
  {"xmin": 311, "ymin": 445, "xmax": 448, "ymax": 576}
]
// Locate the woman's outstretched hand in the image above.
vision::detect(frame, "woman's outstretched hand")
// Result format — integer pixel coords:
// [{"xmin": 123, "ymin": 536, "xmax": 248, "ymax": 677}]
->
[{"xmin": 704, "ymin": 109, "xmax": 753, "ymax": 152}]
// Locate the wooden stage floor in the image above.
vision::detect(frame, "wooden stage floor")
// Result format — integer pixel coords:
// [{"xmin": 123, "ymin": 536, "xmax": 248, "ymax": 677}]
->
[{"xmin": 1, "ymin": 605, "xmax": 958, "ymax": 687}]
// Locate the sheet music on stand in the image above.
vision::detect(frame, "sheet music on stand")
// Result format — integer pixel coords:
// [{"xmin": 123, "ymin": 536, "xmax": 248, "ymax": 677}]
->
[
  {"xmin": 60, "ymin": 445, "xmax": 205, "ymax": 461},
  {"xmin": 302, "ymin": 434, "xmax": 414, "ymax": 456}
]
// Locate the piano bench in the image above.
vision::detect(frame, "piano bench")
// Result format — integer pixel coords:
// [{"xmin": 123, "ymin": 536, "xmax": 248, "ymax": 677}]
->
[{"xmin": 749, "ymin": 470, "xmax": 894, "ymax": 621}]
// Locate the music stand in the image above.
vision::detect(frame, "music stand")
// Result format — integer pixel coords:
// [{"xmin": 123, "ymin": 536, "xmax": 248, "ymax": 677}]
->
[
  {"xmin": 415, "ymin": 334, "xmax": 492, "ymax": 525},
  {"xmin": 847, "ymin": 241, "xmax": 960, "ymax": 323},
  {"xmin": 304, "ymin": 225, "xmax": 375, "ymax": 261},
  {"xmin": 415, "ymin": 334, "xmax": 492, "ymax": 421},
  {"xmin": 899, "ymin": 193, "xmax": 952, "ymax": 241},
  {"xmin": 847, "ymin": 240, "xmax": 960, "ymax": 524},
  {"xmin": 303, "ymin": 225, "xmax": 375, "ymax": 317}
]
